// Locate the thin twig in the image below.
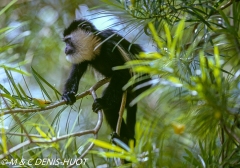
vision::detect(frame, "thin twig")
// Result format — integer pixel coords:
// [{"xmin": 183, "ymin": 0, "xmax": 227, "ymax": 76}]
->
[
  {"xmin": 0, "ymin": 132, "xmax": 42, "ymax": 138},
  {"xmin": 67, "ymin": 135, "xmax": 97, "ymax": 168},
  {"xmin": 1, "ymin": 95, "xmax": 33, "ymax": 143},
  {"xmin": 222, "ymin": 123, "xmax": 240, "ymax": 144},
  {"xmin": 67, "ymin": 81, "xmax": 106, "ymax": 168},
  {"xmin": 116, "ymin": 91, "xmax": 127, "ymax": 135},
  {"xmin": 113, "ymin": 91, "xmax": 128, "ymax": 167},
  {"xmin": 0, "ymin": 78, "xmax": 110, "ymax": 160},
  {"xmin": 1, "ymin": 78, "xmax": 110, "ymax": 115},
  {"xmin": 219, "ymin": 125, "xmax": 225, "ymax": 165},
  {"xmin": 219, "ymin": 0, "xmax": 233, "ymax": 11}
]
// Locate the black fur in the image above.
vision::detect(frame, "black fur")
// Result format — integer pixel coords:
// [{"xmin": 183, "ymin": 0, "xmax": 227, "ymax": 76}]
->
[
  {"xmin": 63, "ymin": 19, "xmax": 97, "ymax": 36},
  {"xmin": 62, "ymin": 19, "xmax": 150, "ymax": 145}
]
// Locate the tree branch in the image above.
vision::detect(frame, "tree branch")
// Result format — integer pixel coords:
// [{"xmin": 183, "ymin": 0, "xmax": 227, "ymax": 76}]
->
[
  {"xmin": 1, "ymin": 78, "xmax": 110, "ymax": 115},
  {"xmin": 0, "ymin": 78, "xmax": 110, "ymax": 160},
  {"xmin": 116, "ymin": 91, "xmax": 127, "ymax": 135}
]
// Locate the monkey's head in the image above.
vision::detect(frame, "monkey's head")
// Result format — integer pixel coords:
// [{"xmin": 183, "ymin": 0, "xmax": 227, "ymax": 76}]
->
[{"xmin": 63, "ymin": 19, "xmax": 101, "ymax": 64}]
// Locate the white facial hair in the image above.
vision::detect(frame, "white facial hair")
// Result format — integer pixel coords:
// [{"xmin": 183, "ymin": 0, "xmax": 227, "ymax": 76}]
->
[{"xmin": 65, "ymin": 30, "xmax": 101, "ymax": 64}]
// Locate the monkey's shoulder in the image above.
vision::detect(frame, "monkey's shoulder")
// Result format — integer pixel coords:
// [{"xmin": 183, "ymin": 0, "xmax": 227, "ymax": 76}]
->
[{"xmin": 98, "ymin": 29, "xmax": 143, "ymax": 53}]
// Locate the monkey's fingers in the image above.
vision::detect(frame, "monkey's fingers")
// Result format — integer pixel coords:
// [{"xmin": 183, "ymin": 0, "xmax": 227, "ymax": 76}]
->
[
  {"xmin": 62, "ymin": 91, "xmax": 76, "ymax": 105},
  {"xmin": 92, "ymin": 98, "xmax": 104, "ymax": 112}
]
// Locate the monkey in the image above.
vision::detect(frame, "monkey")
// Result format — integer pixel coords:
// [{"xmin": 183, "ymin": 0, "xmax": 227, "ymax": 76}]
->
[{"xmin": 62, "ymin": 19, "xmax": 151, "ymax": 145}]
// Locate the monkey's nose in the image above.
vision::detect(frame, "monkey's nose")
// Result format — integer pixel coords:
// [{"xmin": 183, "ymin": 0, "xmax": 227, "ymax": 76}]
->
[{"xmin": 65, "ymin": 47, "xmax": 74, "ymax": 55}]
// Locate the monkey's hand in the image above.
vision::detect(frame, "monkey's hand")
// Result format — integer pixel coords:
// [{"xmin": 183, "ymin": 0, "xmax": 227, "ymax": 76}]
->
[
  {"xmin": 62, "ymin": 91, "xmax": 76, "ymax": 105},
  {"xmin": 92, "ymin": 98, "xmax": 105, "ymax": 112}
]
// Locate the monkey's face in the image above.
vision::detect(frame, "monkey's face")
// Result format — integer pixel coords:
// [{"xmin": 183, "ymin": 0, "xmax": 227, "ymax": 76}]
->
[
  {"xmin": 63, "ymin": 29, "xmax": 101, "ymax": 64},
  {"xmin": 64, "ymin": 36, "xmax": 74, "ymax": 55}
]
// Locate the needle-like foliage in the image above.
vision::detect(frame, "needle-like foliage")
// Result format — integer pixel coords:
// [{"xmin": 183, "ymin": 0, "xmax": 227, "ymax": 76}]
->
[{"xmin": 0, "ymin": 0, "xmax": 240, "ymax": 167}]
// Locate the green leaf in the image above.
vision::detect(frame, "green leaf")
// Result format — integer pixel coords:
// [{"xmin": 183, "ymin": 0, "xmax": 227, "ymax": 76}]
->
[
  {"xmin": 184, "ymin": 148, "xmax": 199, "ymax": 166},
  {"xmin": 0, "ymin": 0, "xmax": 18, "ymax": 16},
  {"xmin": 90, "ymin": 151, "xmax": 137, "ymax": 162},
  {"xmin": 0, "ymin": 65, "xmax": 31, "ymax": 76},
  {"xmin": 148, "ymin": 22, "xmax": 163, "ymax": 49},
  {"xmin": 4, "ymin": 69, "xmax": 23, "ymax": 101},
  {"xmin": 0, "ymin": 27, "xmax": 12, "ymax": 35},
  {"xmin": 0, "ymin": 93, "xmax": 20, "ymax": 107},
  {"xmin": 101, "ymin": 0, "xmax": 124, "ymax": 9},
  {"xmin": 17, "ymin": 83, "xmax": 31, "ymax": 105},
  {"xmin": 35, "ymin": 125, "xmax": 49, "ymax": 139},
  {"xmin": 31, "ymin": 67, "xmax": 61, "ymax": 98},
  {"xmin": 89, "ymin": 139, "xmax": 127, "ymax": 153},
  {"xmin": 0, "ymin": 84, "xmax": 10, "ymax": 94}
]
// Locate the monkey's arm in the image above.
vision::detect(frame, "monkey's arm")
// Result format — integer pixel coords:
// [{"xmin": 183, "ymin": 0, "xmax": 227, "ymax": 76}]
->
[
  {"xmin": 92, "ymin": 70, "xmax": 130, "ymax": 112},
  {"xmin": 62, "ymin": 62, "xmax": 88, "ymax": 105}
]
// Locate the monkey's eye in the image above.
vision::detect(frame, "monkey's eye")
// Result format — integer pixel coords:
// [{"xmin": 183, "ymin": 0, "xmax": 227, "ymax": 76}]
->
[
  {"xmin": 63, "ymin": 37, "xmax": 71, "ymax": 44},
  {"xmin": 79, "ymin": 23, "xmax": 91, "ymax": 32}
]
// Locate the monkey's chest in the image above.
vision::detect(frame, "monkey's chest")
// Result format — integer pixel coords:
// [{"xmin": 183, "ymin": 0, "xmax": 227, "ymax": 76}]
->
[
  {"xmin": 91, "ymin": 59, "xmax": 114, "ymax": 77},
  {"xmin": 90, "ymin": 52, "xmax": 126, "ymax": 77}
]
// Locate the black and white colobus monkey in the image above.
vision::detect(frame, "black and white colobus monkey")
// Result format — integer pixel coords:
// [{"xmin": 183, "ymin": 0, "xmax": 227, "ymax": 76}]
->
[{"xmin": 62, "ymin": 19, "xmax": 150, "ymax": 144}]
